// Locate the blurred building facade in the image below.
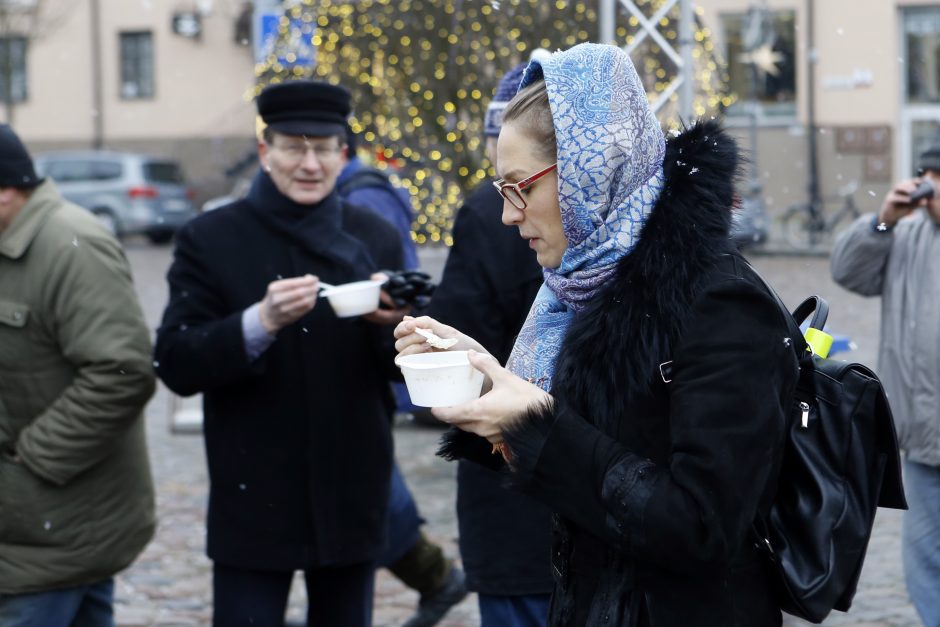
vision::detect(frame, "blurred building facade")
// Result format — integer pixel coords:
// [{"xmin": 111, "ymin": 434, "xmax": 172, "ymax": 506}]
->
[
  {"xmin": 2, "ymin": 0, "xmax": 939, "ymax": 216},
  {"xmin": 0, "ymin": 0, "xmax": 257, "ymax": 200},
  {"xmin": 703, "ymin": 0, "xmax": 940, "ymax": 218}
]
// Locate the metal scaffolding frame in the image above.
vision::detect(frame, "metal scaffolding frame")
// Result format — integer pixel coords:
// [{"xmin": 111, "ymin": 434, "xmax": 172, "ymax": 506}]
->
[{"xmin": 599, "ymin": 0, "xmax": 694, "ymax": 121}]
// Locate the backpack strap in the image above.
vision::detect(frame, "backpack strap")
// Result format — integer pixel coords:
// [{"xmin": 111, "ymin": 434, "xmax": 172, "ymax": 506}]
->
[
  {"xmin": 338, "ymin": 168, "xmax": 395, "ymax": 195},
  {"xmin": 338, "ymin": 167, "xmax": 415, "ymax": 220},
  {"xmin": 792, "ymin": 296, "xmax": 829, "ymax": 332},
  {"xmin": 741, "ymin": 261, "xmax": 811, "ymax": 360}
]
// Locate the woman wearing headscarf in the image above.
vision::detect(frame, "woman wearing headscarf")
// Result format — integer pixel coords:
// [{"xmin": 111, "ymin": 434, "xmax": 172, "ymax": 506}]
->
[{"xmin": 395, "ymin": 43, "xmax": 797, "ymax": 626}]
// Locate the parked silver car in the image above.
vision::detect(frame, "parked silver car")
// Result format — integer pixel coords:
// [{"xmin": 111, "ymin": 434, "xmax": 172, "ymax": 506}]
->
[{"xmin": 34, "ymin": 151, "xmax": 198, "ymax": 243}]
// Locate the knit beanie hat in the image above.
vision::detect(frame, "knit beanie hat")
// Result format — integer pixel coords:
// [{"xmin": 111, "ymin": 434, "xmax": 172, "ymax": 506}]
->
[
  {"xmin": 484, "ymin": 63, "xmax": 525, "ymax": 138},
  {"xmin": 0, "ymin": 124, "xmax": 42, "ymax": 188},
  {"xmin": 918, "ymin": 136, "xmax": 940, "ymax": 174},
  {"xmin": 484, "ymin": 48, "xmax": 552, "ymax": 138}
]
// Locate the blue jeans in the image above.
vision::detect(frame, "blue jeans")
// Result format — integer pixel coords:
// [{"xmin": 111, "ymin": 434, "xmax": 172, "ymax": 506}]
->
[
  {"xmin": 393, "ymin": 381, "xmax": 419, "ymax": 413},
  {"xmin": 378, "ymin": 461, "xmax": 424, "ymax": 567},
  {"xmin": 902, "ymin": 458, "xmax": 940, "ymax": 626},
  {"xmin": 478, "ymin": 593, "xmax": 551, "ymax": 627},
  {"xmin": 0, "ymin": 578, "xmax": 114, "ymax": 627}
]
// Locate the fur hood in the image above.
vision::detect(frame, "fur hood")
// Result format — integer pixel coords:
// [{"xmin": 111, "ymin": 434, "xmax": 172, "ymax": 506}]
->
[{"xmin": 441, "ymin": 119, "xmax": 740, "ymax": 459}]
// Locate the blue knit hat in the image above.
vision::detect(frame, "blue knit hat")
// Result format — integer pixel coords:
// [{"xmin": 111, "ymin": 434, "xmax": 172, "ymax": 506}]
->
[
  {"xmin": 484, "ymin": 63, "xmax": 525, "ymax": 138},
  {"xmin": 484, "ymin": 49, "xmax": 552, "ymax": 137}
]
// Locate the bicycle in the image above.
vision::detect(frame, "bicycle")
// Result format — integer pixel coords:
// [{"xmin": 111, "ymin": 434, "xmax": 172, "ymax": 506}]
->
[{"xmin": 780, "ymin": 180, "xmax": 861, "ymax": 250}]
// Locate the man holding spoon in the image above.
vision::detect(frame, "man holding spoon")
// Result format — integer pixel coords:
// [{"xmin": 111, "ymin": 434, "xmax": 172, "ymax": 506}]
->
[{"xmin": 155, "ymin": 80, "xmax": 408, "ymax": 626}]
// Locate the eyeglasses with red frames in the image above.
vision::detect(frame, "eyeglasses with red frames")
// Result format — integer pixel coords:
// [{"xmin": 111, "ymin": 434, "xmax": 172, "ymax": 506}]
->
[{"xmin": 492, "ymin": 162, "xmax": 558, "ymax": 210}]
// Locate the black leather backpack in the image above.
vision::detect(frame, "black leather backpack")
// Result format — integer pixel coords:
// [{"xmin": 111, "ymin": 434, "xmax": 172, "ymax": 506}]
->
[{"xmin": 755, "ymin": 295, "xmax": 907, "ymax": 623}]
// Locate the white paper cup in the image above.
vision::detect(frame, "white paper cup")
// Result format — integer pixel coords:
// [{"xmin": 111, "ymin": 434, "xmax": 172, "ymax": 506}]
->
[
  {"xmin": 320, "ymin": 280, "xmax": 382, "ymax": 317},
  {"xmin": 396, "ymin": 350, "xmax": 485, "ymax": 407}
]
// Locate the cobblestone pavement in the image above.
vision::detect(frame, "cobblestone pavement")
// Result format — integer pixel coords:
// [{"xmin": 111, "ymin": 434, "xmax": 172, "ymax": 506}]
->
[{"xmin": 115, "ymin": 240, "xmax": 921, "ymax": 626}]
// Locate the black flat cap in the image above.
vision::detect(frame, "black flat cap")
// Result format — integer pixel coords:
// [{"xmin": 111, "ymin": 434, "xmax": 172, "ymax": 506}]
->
[{"xmin": 257, "ymin": 80, "xmax": 351, "ymax": 138}]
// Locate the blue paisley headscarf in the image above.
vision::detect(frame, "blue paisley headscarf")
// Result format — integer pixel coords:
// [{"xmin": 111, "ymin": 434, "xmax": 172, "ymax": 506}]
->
[{"xmin": 505, "ymin": 43, "xmax": 666, "ymax": 392}]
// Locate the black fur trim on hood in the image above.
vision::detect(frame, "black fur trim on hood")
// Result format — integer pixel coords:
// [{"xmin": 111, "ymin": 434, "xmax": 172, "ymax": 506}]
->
[
  {"xmin": 439, "ymin": 119, "xmax": 741, "ymax": 461},
  {"xmin": 554, "ymin": 119, "xmax": 739, "ymax": 436}
]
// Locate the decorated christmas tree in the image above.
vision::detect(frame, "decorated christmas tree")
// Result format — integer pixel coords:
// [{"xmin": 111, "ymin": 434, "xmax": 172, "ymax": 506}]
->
[{"xmin": 252, "ymin": 0, "xmax": 731, "ymax": 245}]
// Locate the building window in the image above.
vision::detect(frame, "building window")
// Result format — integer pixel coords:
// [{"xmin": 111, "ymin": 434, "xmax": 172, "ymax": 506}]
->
[
  {"xmin": 120, "ymin": 31, "xmax": 154, "ymax": 99},
  {"xmin": 721, "ymin": 10, "xmax": 797, "ymax": 118},
  {"xmin": 911, "ymin": 120, "xmax": 940, "ymax": 174},
  {"xmin": 0, "ymin": 36, "xmax": 28, "ymax": 103},
  {"xmin": 905, "ymin": 8, "xmax": 940, "ymax": 104},
  {"xmin": 904, "ymin": 8, "xmax": 940, "ymax": 174}
]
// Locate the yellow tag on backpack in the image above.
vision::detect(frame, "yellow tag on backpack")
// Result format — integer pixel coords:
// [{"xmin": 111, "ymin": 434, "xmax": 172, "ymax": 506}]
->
[{"xmin": 803, "ymin": 327, "xmax": 833, "ymax": 359}]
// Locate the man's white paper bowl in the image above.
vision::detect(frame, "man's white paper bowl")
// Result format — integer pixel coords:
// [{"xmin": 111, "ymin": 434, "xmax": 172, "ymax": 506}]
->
[
  {"xmin": 320, "ymin": 280, "xmax": 382, "ymax": 317},
  {"xmin": 396, "ymin": 350, "xmax": 485, "ymax": 407}
]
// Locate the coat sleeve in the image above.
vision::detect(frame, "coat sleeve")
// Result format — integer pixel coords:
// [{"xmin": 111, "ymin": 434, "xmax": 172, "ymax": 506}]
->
[
  {"xmin": 830, "ymin": 213, "xmax": 893, "ymax": 296},
  {"xmin": 503, "ymin": 279, "xmax": 794, "ymax": 574},
  {"xmin": 16, "ymin": 233, "xmax": 155, "ymax": 486},
  {"xmin": 153, "ymin": 220, "xmax": 268, "ymax": 396}
]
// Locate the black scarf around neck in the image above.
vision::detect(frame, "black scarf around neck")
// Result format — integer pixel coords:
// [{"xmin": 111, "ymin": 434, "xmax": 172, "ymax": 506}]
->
[{"xmin": 246, "ymin": 169, "xmax": 376, "ymax": 280}]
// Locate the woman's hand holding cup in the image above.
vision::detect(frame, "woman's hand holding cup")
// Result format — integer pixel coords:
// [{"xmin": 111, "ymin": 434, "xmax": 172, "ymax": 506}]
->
[
  {"xmin": 432, "ymin": 350, "xmax": 552, "ymax": 445},
  {"xmin": 393, "ymin": 316, "xmax": 487, "ymax": 358}
]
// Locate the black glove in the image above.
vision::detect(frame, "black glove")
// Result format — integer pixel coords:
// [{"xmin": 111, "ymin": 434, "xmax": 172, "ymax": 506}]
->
[{"xmin": 380, "ymin": 270, "xmax": 436, "ymax": 308}]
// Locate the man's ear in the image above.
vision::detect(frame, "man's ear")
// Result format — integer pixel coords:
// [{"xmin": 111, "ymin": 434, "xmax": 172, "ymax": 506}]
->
[
  {"xmin": 257, "ymin": 140, "xmax": 270, "ymax": 171},
  {"xmin": 0, "ymin": 187, "xmax": 15, "ymax": 205}
]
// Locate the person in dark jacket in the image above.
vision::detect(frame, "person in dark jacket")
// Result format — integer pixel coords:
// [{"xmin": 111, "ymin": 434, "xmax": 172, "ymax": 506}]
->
[
  {"xmin": 154, "ymin": 81, "xmax": 408, "ymax": 627},
  {"xmin": 425, "ymin": 59, "xmax": 553, "ymax": 627},
  {"xmin": 338, "ymin": 130, "xmax": 469, "ymax": 627},
  {"xmin": 395, "ymin": 44, "xmax": 798, "ymax": 627}
]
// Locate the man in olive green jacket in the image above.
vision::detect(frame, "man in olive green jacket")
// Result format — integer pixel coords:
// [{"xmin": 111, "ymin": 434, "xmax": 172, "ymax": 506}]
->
[{"xmin": 0, "ymin": 124, "xmax": 156, "ymax": 626}]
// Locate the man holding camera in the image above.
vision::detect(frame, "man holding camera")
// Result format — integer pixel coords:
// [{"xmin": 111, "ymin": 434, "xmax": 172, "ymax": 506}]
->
[{"xmin": 831, "ymin": 141, "xmax": 940, "ymax": 626}]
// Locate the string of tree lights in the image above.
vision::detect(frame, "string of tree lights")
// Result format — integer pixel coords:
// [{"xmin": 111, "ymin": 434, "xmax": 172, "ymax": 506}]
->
[{"xmin": 251, "ymin": 0, "xmax": 733, "ymax": 246}]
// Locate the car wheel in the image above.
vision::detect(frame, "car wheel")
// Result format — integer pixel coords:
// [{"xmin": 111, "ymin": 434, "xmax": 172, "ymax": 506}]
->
[{"xmin": 92, "ymin": 208, "xmax": 121, "ymax": 238}]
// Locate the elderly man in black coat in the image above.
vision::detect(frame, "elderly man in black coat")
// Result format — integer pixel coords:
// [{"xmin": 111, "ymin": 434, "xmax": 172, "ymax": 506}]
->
[{"xmin": 154, "ymin": 81, "xmax": 408, "ymax": 626}]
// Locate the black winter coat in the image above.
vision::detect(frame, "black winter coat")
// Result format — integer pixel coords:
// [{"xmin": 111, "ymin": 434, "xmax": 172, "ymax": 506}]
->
[
  {"xmin": 154, "ymin": 174, "xmax": 403, "ymax": 570},
  {"xmin": 428, "ymin": 183, "xmax": 552, "ymax": 596},
  {"xmin": 441, "ymin": 122, "xmax": 799, "ymax": 626}
]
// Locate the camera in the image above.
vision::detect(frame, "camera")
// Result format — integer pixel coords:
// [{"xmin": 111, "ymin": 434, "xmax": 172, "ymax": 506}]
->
[
  {"xmin": 380, "ymin": 270, "xmax": 436, "ymax": 308},
  {"xmin": 908, "ymin": 178, "xmax": 936, "ymax": 204}
]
